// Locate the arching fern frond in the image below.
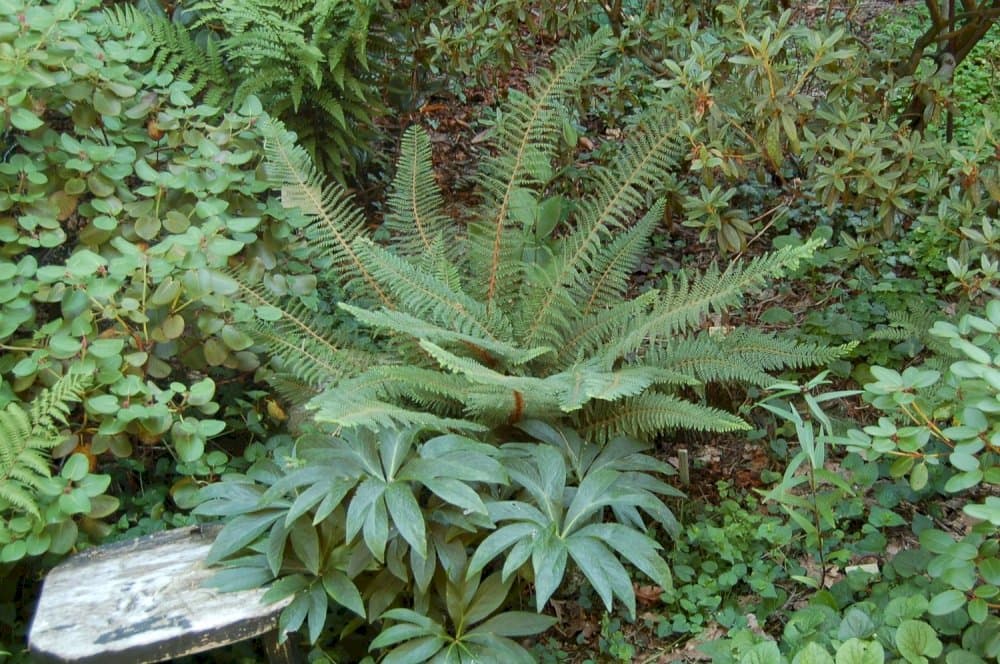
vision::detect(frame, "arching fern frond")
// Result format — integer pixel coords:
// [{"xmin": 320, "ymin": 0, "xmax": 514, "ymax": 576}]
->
[
  {"xmin": 340, "ymin": 304, "xmax": 547, "ymax": 367},
  {"xmin": 259, "ymin": 117, "xmax": 392, "ymax": 306},
  {"xmin": 1, "ymin": 372, "xmax": 91, "ymax": 520},
  {"xmin": 519, "ymin": 117, "xmax": 685, "ymax": 348},
  {"xmin": 308, "ymin": 389, "xmax": 486, "ymax": 433},
  {"xmin": 608, "ymin": 239, "xmax": 822, "ymax": 360},
  {"xmin": 354, "ymin": 240, "xmax": 513, "ymax": 344},
  {"xmin": 574, "ymin": 392, "xmax": 750, "ymax": 445},
  {"xmin": 468, "ymin": 30, "xmax": 607, "ymax": 311},
  {"xmin": 384, "ymin": 126, "xmax": 457, "ymax": 262}
]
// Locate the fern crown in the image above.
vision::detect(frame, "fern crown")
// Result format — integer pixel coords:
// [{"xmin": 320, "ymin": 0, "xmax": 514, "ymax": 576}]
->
[{"xmin": 237, "ymin": 32, "xmax": 841, "ymax": 442}]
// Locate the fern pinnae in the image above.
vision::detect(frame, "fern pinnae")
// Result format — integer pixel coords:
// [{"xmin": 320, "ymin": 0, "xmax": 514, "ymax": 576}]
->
[
  {"xmin": 520, "ymin": 120, "xmax": 683, "ymax": 348},
  {"xmin": 250, "ymin": 324, "xmax": 354, "ymax": 387},
  {"xmin": 385, "ymin": 126, "xmax": 455, "ymax": 261},
  {"xmin": 575, "ymin": 392, "xmax": 750, "ymax": 444},
  {"xmin": 553, "ymin": 290, "xmax": 660, "ymax": 369},
  {"xmin": 340, "ymin": 304, "xmax": 548, "ymax": 366},
  {"xmin": 259, "ymin": 117, "xmax": 392, "ymax": 306},
  {"xmin": 234, "ymin": 276, "xmax": 348, "ymax": 363},
  {"xmin": 609, "ymin": 240, "xmax": 822, "ymax": 360},
  {"xmin": 474, "ymin": 31, "xmax": 606, "ymax": 311},
  {"xmin": 354, "ymin": 241, "xmax": 513, "ymax": 345},
  {"xmin": 579, "ymin": 200, "xmax": 663, "ymax": 316},
  {"xmin": 1, "ymin": 372, "xmax": 91, "ymax": 520}
]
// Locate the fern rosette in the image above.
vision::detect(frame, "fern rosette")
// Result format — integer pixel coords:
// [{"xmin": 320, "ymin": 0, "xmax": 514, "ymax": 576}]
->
[{"xmin": 202, "ymin": 33, "xmax": 846, "ymax": 646}]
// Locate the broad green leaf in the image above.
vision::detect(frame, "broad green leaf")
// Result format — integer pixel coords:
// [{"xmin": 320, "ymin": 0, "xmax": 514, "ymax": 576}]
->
[
  {"xmin": 289, "ymin": 518, "xmax": 320, "ymax": 575},
  {"xmin": 306, "ymin": 584, "xmax": 328, "ymax": 644},
  {"xmin": 563, "ymin": 467, "xmax": 620, "ymax": 533},
  {"xmin": 370, "ymin": 622, "xmax": 437, "ymax": 649},
  {"xmin": 385, "ymin": 482, "xmax": 426, "ymax": 558},
  {"xmin": 896, "ymin": 620, "xmax": 943, "ymax": 664},
  {"xmin": 567, "ymin": 535, "xmax": 634, "ymax": 617},
  {"xmin": 575, "ymin": 522, "xmax": 670, "ymax": 589},
  {"xmin": 837, "ymin": 607, "xmax": 877, "ymax": 640},
  {"xmin": 834, "ymin": 639, "xmax": 884, "ymax": 664},
  {"xmin": 464, "ymin": 573, "xmax": 513, "ymax": 626},
  {"xmin": 380, "ymin": 635, "xmax": 447, "ymax": 664},
  {"xmin": 322, "ymin": 569, "xmax": 365, "ymax": 617},
  {"xmin": 793, "ymin": 643, "xmax": 834, "ymax": 664},
  {"xmin": 10, "ymin": 107, "xmax": 43, "ymax": 130},
  {"xmin": 423, "ymin": 477, "xmax": 488, "ymax": 515},
  {"xmin": 61, "ymin": 454, "xmax": 90, "ymax": 482},
  {"xmin": 742, "ymin": 641, "xmax": 782, "ymax": 664},
  {"xmin": 928, "ymin": 589, "xmax": 966, "ymax": 615},
  {"xmin": 206, "ymin": 511, "xmax": 284, "ymax": 563},
  {"xmin": 531, "ymin": 528, "xmax": 568, "ymax": 611},
  {"xmin": 469, "ymin": 611, "xmax": 557, "ymax": 637},
  {"xmin": 468, "ymin": 522, "xmax": 539, "ymax": 578}
]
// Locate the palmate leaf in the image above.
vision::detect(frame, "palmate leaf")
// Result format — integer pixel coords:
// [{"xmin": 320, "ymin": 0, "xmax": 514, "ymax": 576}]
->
[{"xmin": 466, "ymin": 442, "xmax": 673, "ymax": 617}]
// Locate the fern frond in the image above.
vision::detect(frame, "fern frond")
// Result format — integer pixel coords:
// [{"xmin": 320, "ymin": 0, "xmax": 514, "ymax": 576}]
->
[
  {"xmin": 549, "ymin": 362, "xmax": 695, "ymax": 412},
  {"xmin": 420, "ymin": 341, "xmax": 555, "ymax": 397},
  {"xmin": 419, "ymin": 236, "xmax": 465, "ymax": 294},
  {"xmin": 608, "ymin": 240, "xmax": 822, "ymax": 360},
  {"xmin": 578, "ymin": 200, "xmax": 664, "ymax": 316},
  {"xmin": 258, "ymin": 116, "xmax": 392, "ymax": 305},
  {"xmin": 308, "ymin": 390, "xmax": 486, "ymax": 433},
  {"xmin": 334, "ymin": 366, "xmax": 469, "ymax": 410},
  {"xmin": 553, "ymin": 290, "xmax": 660, "ymax": 369},
  {"xmin": 100, "ymin": 5, "xmax": 229, "ymax": 106},
  {"xmin": 520, "ymin": 118, "xmax": 684, "ymax": 348},
  {"xmin": 467, "ymin": 31, "xmax": 607, "ymax": 310},
  {"xmin": 29, "ymin": 371, "xmax": 91, "ymax": 436},
  {"xmin": 1, "ymin": 372, "xmax": 91, "ymax": 520},
  {"xmin": 249, "ymin": 322, "xmax": 372, "ymax": 388},
  {"xmin": 354, "ymin": 241, "xmax": 513, "ymax": 345},
  {"xmin": 231, "ymin": 272, "xmax": 369, "ymax": 373},
  {"xmin": 384, "ymin": 126, "xmax": 457, "ymax": 261},
  {"xmin": 575, "ymin": 392, "xmax": 750, "ymax": 444},
  {"xmin": 340, "ymin": 304, "xmax": 547, "ymax": 366}
]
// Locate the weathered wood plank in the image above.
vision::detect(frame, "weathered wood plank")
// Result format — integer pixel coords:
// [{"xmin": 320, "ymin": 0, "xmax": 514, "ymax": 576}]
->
[{"xmin": 28, "ymin": 525, "xmax": 290, "ymax": 664}]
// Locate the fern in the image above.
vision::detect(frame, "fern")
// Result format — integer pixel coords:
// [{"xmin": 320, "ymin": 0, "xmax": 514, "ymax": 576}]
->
[
  {"xmin": 383, "ymin": 126, "xmax": 457, "ymax": 262},
  {"xmin": 100, "ymin": 5, "xmax": 229, "ymax": 107},
  {"xmin": 0, "ymin": 372, "xmax": 91, "ymax": 520},
  {"xmin": 105, "ymin": 0, "xmax": 379, "ymax": 179},
  {"xmin": 259, "ymin": 117, "xmax": 391, "ymax": 305},
  {"xmin": 467, "ymin": 30, "xmax": 608, "ymax": 311},
  {"xmin": 242, "ymin": 36, "xmax": 843, "ymax": 442}
]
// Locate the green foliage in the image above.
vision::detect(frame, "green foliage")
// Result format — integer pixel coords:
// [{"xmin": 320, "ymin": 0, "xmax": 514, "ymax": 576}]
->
[
  {"xmin": 236, "ymin": 33, "xmax": 842, "ymax": 444},
  {"xmin": 0, "ymin": 371, "xmax": 119, "ymax": 563},
  {"xmin": 708, "ymin": 302, "xmax": 1000, "ymax": 662},
  {"xmin": 196, "ymin": 422, "xmax": 679, "ymax": 651},
  {"xmin": 100, "ymin": 0, "xmax": 381, "ymax": 180},
  {"xmin": 0, "ymin": 0, "xmax": 297, "ymax": 491}
]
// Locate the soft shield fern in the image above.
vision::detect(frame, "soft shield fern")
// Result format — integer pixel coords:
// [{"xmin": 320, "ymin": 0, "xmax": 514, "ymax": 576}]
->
[
  {"xmin": 0, "ymin": 372, "xmax": 91, "ymax": 520},
  {"xmin": 236, "ymin": 32, "xmax": 846, "ymax": 443}
]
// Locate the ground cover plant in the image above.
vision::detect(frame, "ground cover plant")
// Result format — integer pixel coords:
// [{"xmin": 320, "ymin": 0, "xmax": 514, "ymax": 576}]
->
[{"xmin": 0, "ymin": 0, "xmax": 998, "ymax": 662}]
